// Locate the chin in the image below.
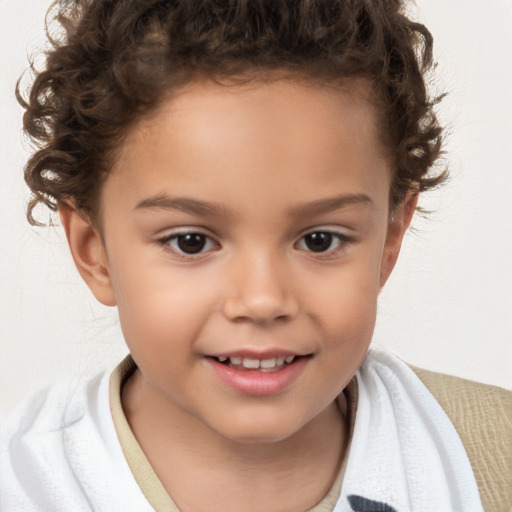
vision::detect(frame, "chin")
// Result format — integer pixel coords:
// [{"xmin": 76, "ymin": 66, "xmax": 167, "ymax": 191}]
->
[{"xmin": 211, "ymin": 414, "xmax": 305, "ymax": 446}]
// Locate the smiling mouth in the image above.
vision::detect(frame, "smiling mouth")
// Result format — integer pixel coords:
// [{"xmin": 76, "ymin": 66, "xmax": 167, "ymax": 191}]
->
[{"xmin": 210, "ymin": 355, "xmax": 304, "ymax": 372}]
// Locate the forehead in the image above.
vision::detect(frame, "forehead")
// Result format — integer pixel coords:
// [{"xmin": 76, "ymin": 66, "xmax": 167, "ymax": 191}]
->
[
  {"xmin": 102, "ymin": 78, "xmax": 391, "ymax": 221},
  {"xmin": 133, "ymin": 77, "xmax": 382, "ymax": 151}
]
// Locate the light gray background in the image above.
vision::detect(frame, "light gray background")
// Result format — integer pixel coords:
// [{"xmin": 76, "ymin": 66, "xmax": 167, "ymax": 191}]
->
[{"xmin": 1, "ymin": 0, "xmax": 511, "ymax": 416}]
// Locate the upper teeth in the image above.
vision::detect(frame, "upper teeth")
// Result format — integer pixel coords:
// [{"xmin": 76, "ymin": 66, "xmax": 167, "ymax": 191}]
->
[{"xmin": 217, "ymin": 355, "xmax": 296, "ymax": 368}]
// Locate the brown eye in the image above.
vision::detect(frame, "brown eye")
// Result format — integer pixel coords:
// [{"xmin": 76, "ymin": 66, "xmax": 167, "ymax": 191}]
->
[
  {"xmin": 174, "ymin": 233, "xmax": 207, "ymax": 254},
  {"xmin": 296, "ymin": 230, "xmax": 350, "ymax": 255},
  {"xmin": 303, "ymin": 232, "xmax": 334, "ymax": 252},
  {"xmin": 162, "ymin": 232, "xmax": 218, "ymax": 255}
]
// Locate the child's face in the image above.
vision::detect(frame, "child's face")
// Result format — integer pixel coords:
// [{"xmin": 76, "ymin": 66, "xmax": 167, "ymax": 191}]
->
[{"xmin": 66, "ymin": 78, "xmax": 414, "ymax": 443}]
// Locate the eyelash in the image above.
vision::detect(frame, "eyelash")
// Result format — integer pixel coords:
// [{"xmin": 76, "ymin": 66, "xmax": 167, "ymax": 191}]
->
[
  {"xmin": 156, "ymin": 229, "xmax": 352, "ymax": 259},
  {"xmin": 157, "ymin": 230, "xmax": 218, "ymax": 259},
  {"xmin": 295, "ymin": 230, "xmax": 352, "ymax": 258}
]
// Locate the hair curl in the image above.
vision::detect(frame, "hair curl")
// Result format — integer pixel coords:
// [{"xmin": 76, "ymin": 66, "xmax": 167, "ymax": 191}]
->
[{"xmin": 18, "ymin": 0, "xmax": 446, "ymax": 225}]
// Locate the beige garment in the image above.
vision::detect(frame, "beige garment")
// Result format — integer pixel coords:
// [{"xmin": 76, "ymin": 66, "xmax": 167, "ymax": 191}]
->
[
  {"xmin": 411, "ymin": 366, "xmax": 512, "ymax": 512},
  {"xmin": 109, "ymin": 356, "xmax": 358, "ymax": 512}
]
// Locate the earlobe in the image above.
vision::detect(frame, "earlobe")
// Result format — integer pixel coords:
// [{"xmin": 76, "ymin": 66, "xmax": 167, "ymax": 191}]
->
[
  {"xmin": 379, "ymin": 190, "xmax": 419, "ymax": 288},
  {"xmin": 58, "ymin": 202, "xmax": 117, "ymax": 306}
]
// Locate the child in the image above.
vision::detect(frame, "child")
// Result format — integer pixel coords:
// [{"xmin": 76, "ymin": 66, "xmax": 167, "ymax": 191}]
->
[{"xmin": 1, "ymin": 1, "xmax": 510, "ymax": 511}]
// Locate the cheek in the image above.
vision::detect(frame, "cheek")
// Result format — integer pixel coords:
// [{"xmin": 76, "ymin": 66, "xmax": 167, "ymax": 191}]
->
[
  {"xmin": 107, "ymin": 250, "xmax": 213, "ymax": 352},
  {"xmin": 305, "ymin": 251, "xmax": 382, "ymax": 352},
  {"xmin": 310, "ymin": 250, "xmax": 382, "ymax": 315},
  {"xmin": 318, "ymin": 282, "xmax": 378, "ymax": 391},
  {"xmin": 321, "ymin": 289, "xmax": 378, "ymax": 355}
]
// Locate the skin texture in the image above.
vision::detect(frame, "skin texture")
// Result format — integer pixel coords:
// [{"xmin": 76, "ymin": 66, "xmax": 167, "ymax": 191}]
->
[{"xmin": 59, "ymin": 79, "xmax": 417, "ymax": 512}]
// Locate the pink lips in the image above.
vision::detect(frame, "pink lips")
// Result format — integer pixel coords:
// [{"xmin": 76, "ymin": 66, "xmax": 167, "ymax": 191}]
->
[{"xmin": 206, "ymin": 354, "xmax": 309, "ymax": 396}]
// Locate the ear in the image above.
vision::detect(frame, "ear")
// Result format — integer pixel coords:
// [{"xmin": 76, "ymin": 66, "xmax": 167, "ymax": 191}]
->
[
  {"xmin": 58, "ymin": 201, "xmax": 117, "ymax": 306},
  {"xmin": 379, "ymin": 190, "xmax": 418, "ymax": 288}
]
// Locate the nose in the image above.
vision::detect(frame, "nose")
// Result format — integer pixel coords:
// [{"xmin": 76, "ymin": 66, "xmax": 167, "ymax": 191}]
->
[{"xmin": 222, "ymin": 250, "xmax": 299, "ymax": 325}]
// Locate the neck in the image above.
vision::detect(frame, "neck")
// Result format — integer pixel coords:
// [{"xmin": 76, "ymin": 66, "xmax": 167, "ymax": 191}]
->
[{"xmin": 122, "ymin": 369, "xmax": 348, "ymax": 512}]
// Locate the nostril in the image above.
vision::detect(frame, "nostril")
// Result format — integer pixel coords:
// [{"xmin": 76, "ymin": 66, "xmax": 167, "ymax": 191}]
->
[{"xmin": 222, "ymin": 296, "xmax": 299, "ymax": 325}]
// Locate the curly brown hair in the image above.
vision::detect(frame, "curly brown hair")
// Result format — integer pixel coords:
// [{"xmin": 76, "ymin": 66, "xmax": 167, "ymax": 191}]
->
[{"xmin": 18, "ymin": 0, "xmax": 445, "ymax": 225}]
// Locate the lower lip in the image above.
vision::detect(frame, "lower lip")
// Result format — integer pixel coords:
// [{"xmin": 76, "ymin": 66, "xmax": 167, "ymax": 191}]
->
[{"xmin": 207, "ymin": 357, "xmax": 309, "ymax": 396}]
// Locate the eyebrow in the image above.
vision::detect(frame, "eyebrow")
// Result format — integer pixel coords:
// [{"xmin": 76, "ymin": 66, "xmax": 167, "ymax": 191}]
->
[
  {"xmin": 288, "ymin": 193, "xmax": 374, "ymax": 217},
  {"xmin": 134, "ymin": 192, "xmax": 373, "ymax": 217},
  {"xmin": 135, "ymin": 195, "xmax": 226, "ymax": 216}
]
